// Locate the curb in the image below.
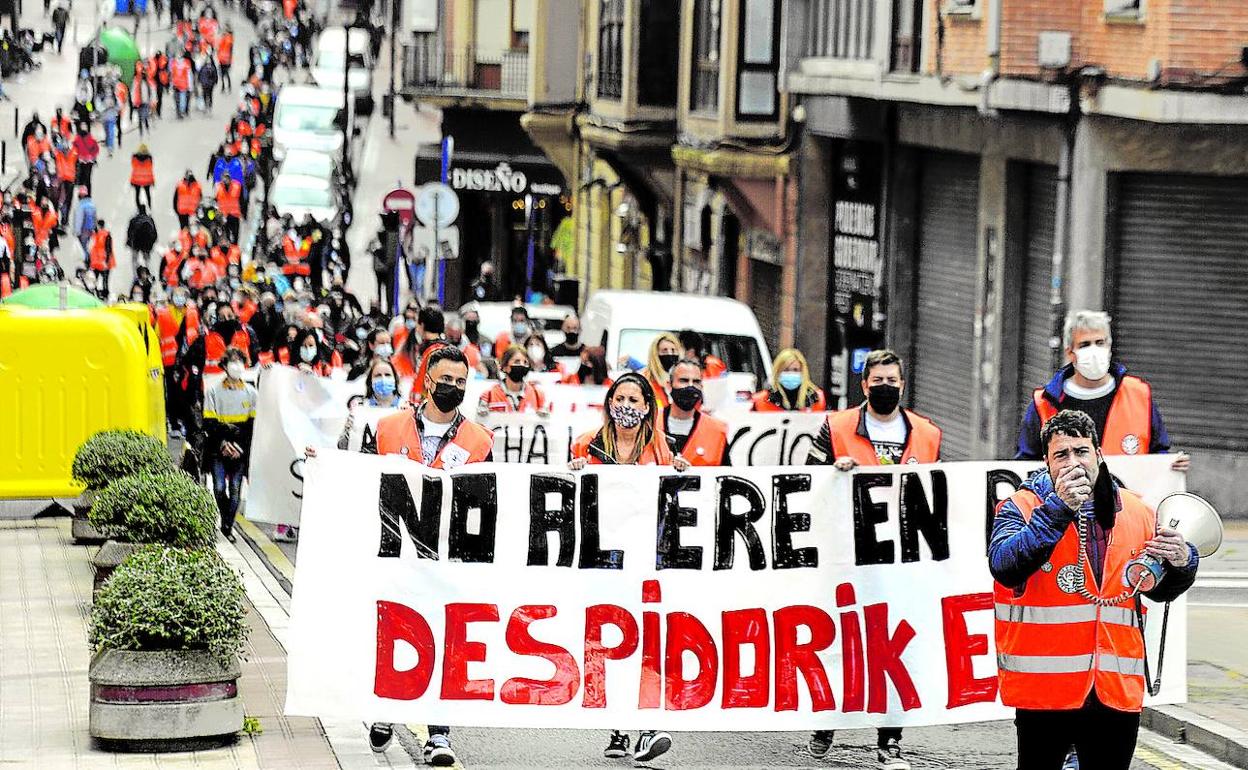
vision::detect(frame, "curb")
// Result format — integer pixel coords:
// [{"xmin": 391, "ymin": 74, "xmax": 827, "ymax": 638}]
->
[{"xmin": 1143, "ymin": 705, "xmax": 1248, "ymax": 769}]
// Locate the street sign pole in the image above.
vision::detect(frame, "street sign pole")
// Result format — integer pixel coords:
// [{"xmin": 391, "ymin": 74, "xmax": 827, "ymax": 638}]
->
[
  {"xmin": 437, "ymin": 136, "xmax": 452, "ymax": 304},
  {"xmin": 424, "ymin": 194, "xmax": 437, "ymax": 300}
]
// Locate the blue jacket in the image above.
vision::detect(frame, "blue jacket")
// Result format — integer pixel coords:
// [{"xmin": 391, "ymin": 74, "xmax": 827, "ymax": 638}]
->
[
  {"xmin": 71, "ymin": 197, "xmax": 96, "ymax": 237},
  {"xmin": 1015, "ymin": 362, "xmax": 1172, "ymax": 460},
  {"xmin": 211, "ymin": 156, "xmax": 245, "ymax": 187},
  {"xmin": 989, "ymin": 468, "xmax": 1197, "ymax": 599}
]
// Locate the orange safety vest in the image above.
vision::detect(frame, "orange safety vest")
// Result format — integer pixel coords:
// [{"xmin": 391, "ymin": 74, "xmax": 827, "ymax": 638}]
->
[
  {"xmin": 162, "ymin": 251, "xmax": 185, "ymax": 286},
  {"xmin": 570, "ymin": 428, "xmax": 674, "ymax": 466},
  {"xmin": 480, "ymin": 381, "xmax": 546, "ymax": 413},
  {"xmin": 751, "ymin": 387, "xmax": 828, "ymax": 413},
  {"xmin": 198, "ymin": 17, "xmax": 219, "ymax": 45},
  {"xmin": 171, "ymin": 58, "xmax": 192, "ymax": 91},
  {"xmin": 156, "ymin": 305, "xmax": 200, "ymax": 366},
  {"xmin": 155, "ymin": 54, "xmax": 170, "ymax": 86},
  {"xmin": 282, "ymin": 0, "xmax": 296, "ymax": 18},
  {"xmin": 703, "ymin": 355, "xmax": 728, "ymax": 379},
  {"xmin": 280, "ymin": 233, "xmax": 310, "ymax": 275},
  {"xmin": 88, "ymin": 229, "xmax": 115, "ymax": 271},
  {"xmin": 176, "ymin": 180, "xmax": 202, "ymax": 214},
  {"xmin": 184, "ymin": 258, "xmax": 221, "ymax": 290},
  {"xmin": 825, "ymin": 406, "xmax": 942, "ymax": 466},
  {"xmin": 25, "ymin": 135, "xmax": 50, "ymax": 164},
  {"xmin": 129, "ymin": 155, "xmax": 154, "ymax": 187},
  {"xmin": 31, "ymin": 208, "xmax": 57, "ymax": 246},
  {"xmin": 215, "ymin": 181, "xmax": 242, "ymax": 217},
  {"xmin": 1033, "ymin": 376, "xmax": 1153, "ymax": 457},
  {"xmin": 53, "ymin": 146, "xmax": 78, "ymax": 181},
  {"xmin": 375, "ymin": 411, "xmax": 495, "ymax": 468},
  {"xmin": 670, "ymin": 410, "xmax": 729, "ymax": 467},
  {"xmin": 648, "ymin": 374, "xmax": 670, "ymax": 410},
  {"xmin": 115, "ymin": 82, "xmax": 128, "ymax": 115},
  {"xmin": 993, "ymin": 487, "xmax": 1155, "ymax": 712},
  {"xmin": 204, "ymin": 328, "xmax": 252, "ymax": 374}
]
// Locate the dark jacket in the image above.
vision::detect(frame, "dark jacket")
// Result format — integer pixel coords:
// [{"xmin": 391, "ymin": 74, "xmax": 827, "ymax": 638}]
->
[
  {"xmin": 1016, "ymin": 362, "xmax": 1172, "ymax": 460},
  {"xmin": 126, "ymin": 211, "xmax": 158, "ymax": 252},
  {"xmin": 989, "ymin": 468, "xmax": 1197, "ymax": 601}
]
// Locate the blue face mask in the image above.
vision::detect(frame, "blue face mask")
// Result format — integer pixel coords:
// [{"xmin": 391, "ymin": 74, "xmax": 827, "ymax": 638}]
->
[
  {"xmin": 511, "ymin": 321, "xmax": 529, "ymax": 340},
  {"xmin": 777, "ymin": 371, "xmax": 803, "ymax": 391},
  {"xmin": 372, "ymin": 376, "xmax": 396, "ymax": 397}
]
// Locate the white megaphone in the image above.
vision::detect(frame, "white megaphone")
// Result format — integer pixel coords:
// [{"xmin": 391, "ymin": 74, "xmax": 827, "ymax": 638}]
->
[{"xmin": 1123, "ymin": 492, "xmax": 1224, "ymax": 592}]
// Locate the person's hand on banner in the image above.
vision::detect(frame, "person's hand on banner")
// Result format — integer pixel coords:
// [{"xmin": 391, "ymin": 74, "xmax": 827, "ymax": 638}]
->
[
  {"xmin": 673, "ymin": 455, "xmax": 690, "ymax": 471},
  {"xmin": 833, "ymin": 456, "xmax": 859, "ymax": 472},
  {"xmin": 305, "ymin": 446, "xmax": 318, "ymax": 459},
  {"xmin": 568, "ymin": 457, "xmax": 588, "ymax": 471},
  {"xmin": 1170, "ymin": 452, "xmax": 1191, "ymax": 472}
]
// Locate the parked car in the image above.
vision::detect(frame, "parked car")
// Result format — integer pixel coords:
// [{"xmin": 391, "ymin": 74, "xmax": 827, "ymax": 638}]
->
[
  {"xmin": 272, "ymin": 85, "xmax": 354, "ymax": 165},
  {"xmin": 277, "ymin": 147, "xmax": 350, "ymax": 190},
  {"xmin": 269, "ymin": 172, "xmax": 352, "ymax": 230},
  {"xmin": 310, "ymin": 27, "xmax": 374, "ymax": 115}
]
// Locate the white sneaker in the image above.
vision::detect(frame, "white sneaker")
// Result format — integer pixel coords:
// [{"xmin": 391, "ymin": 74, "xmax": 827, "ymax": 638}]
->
[
  {"xmin": 877, "ymin": 737, "xmax": 910, "ymax": 770},
  {"xmin": 633, "ymin": 731, "xmax": 671, "ymax": 762}
]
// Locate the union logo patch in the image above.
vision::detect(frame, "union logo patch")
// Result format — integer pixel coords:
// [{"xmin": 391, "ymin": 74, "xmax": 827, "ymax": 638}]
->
[{"xmin": 1121, "ymin": 434, "xmax": 1140, "ymax": 455}]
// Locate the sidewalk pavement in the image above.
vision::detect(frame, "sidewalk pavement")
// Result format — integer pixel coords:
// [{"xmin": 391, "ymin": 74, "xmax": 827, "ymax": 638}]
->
[
  {"xmin": 1143, "ymin": 521, "xmax": 1248, "ymax": 769},
  {"xmin": 0, "ymin": 516, "xmax": 426, "ymax": 769}
]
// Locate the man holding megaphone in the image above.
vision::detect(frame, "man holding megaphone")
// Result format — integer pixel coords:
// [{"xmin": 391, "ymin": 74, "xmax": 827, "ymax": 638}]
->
[{"xmin": 989, "ymin": 410, "xmax": 1200, "ymax": 770}]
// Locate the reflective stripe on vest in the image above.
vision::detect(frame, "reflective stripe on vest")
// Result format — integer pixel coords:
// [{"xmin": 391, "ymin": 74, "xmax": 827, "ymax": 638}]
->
[
  {"xmin": 997, "ymin": 653, "xmax": 1145, "ymax": 677},
  {"xmin": 1033, "ymin": 375, "xmax": 1153, "ymax": 456},
  {"xmin": 993, "ymin": 603, "xmax": 1137, "ymax": 628}
]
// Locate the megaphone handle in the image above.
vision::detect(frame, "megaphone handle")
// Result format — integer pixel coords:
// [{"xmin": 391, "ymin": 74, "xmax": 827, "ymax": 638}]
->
[{"xmin": 1136, "ymin": 596, "xmax": 1171, "ymax": 698}]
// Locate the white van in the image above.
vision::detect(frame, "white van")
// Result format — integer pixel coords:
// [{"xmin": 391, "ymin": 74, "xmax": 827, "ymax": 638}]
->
[
  {"xmin": 310, "ymin": 27, "xmax": 374, "ymax": 113},
  {"xmin": 580, "ymin": 290, "xmax": 774, "ymax": 392},
  {"xmin": 272, "ymin": 85, "xmax": 352, "ymax": 164}
]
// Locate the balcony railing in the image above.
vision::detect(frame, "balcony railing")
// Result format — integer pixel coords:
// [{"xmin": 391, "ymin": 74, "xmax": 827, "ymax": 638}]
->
[
  {"xmin": 804, "ymin": 0, "xmax": 875, "ymax": 60},
  {"xmin": 402, "ymin": 37, "xmax": 529, "ymax": 98}
]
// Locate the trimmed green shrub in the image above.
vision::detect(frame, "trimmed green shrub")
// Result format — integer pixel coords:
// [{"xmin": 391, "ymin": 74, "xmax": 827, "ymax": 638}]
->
[
  {"xmin": 72, "ymin": 430, "xmax": 174, "ymax": 491},
  {"xmin": 89, "ymin": 471, "xmax": 217, "ymax": 547},
  {"xmin": 90, "ymin": 546, "xmax": 248, "ymax": 663}
]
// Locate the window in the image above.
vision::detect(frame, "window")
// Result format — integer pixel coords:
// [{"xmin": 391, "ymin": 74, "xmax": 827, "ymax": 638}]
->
[
  {"xmin": 736, "ymin": 0, "xmax": 779, "ymax": 120},
  {"xmin": 944, "ymin": 0, "xmax": 976, "ymax": 13},
  {"xmin": 690, "ymin": 0, "xmax": 720, "ymax": 113},
  {"xmin": 1105, "ymin": 0, "xmax": 1142, "ymax": 15},
  {"xmin": 597, "ymin": 0, "xmax": 624, "ymax": 99},
  {"xmin": 637, "ymin": 0, "xmax": 680, "ymax": 106}
]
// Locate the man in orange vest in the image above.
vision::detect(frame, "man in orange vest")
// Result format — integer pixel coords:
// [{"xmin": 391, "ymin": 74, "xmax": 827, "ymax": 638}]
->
[
  {"xmin": 216, "ymin": 26, "xmax": 234, "ymax": 91},
  {"xmin": 87, "ymin": 220, "xmax": 116, "ymax": 299},
  {"xmin": 215, "ymin": 171, "xmax": 242, "ymax": 242},
  {"xmin": 194, "ymin": 301, "xmax": 258, "ymax": 375},
  {"xmin": 805, "ymin": 348, "xmax": 940, "ymax": 768},
  {"xmin": 130, "ymin": 143, "xmax": 155, "ymax": 209},
  {"xmin": 52, "ymin": 139, "xmax": 77, "ymax": 220},
  {"xmin": 361, "ymin": 344, "xmax": 489, "ymax": 766},
  {"xmin": 170, "ymin": 53, "xmax": 194, "ymax": 118},
  {"xmin": 1016, "ymin": 310, "xmax": 1188, "ymax": 472},
  {"xmin": 663, "ymin": 358, "xmax": 729, "ymax": 466},
  {"xmin": 174, "ymin": 170, "xmax": 202, "ymax": 228},
  {"xmin": 990, "ymin": 410, "xmax": 1197, "ymax": 769}
]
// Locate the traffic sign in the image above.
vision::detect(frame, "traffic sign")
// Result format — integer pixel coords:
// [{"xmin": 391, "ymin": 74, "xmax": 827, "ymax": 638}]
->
[{"xmin": 414, "ymin": 183, "xmax": 459, "ymax": 228}]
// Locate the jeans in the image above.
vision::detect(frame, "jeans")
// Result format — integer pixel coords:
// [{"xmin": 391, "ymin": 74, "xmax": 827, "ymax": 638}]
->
[
  {"xmin": 137, "ymin": 105, "xmax": 151, "ymax": 135},
  {"xmin": 175, "ymin": 89, "xmax": 190, "ymax": 117},
  {"xmin": 103, "ymin": 117, "xmax": 117, "ymax": 150},
  {"xmin": 211, "ymin": 458, "xmax": 245, "ymax": 535},
  {"xmin": 1015, "ymin": 691, "xmax": 1140, "ymax": 770}
]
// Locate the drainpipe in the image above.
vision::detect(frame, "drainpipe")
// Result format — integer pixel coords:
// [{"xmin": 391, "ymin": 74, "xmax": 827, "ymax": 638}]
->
[
  {"xmin": 1049, "ymin": 79, "xmax": 1080, "ymax": 370},
  {"xmin": 978, "ymin": 0, "xmax": 1003, "ymax": 116}
]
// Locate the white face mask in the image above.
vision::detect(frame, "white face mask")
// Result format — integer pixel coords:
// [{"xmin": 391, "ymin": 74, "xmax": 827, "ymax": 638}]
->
[
  {"xmin": 300, "ymin": 345, "xmax": 317, "ymax": 363},
  {"xmin": 226, "ymin": 361, "xmax": 245, "ymax": 380},
  {"xmin": 528, "ymin": 345, "xmax": 545, "ymax": 364},
  {"xmin": 1074, "ymin": 345, "xmax": 1111, "ymax": 381}
]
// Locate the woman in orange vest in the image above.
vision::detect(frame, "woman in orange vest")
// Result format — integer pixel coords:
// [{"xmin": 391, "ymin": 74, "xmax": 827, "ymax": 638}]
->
[
  {"xmin": 130, "ymin": 144, "xmax": 155, "ymax": 209},
  {"xmin": 87, "ymin": 221, "xmax": 115, "ymax": 299},
  {"xmin": 30, "ymin": 199, "xmax": 58, "ymax": 249},
  {"xmin": 200, "ymin": 302, "xmax": 257, "ymax": 375},
  {"xmin": 751, "ymin": 348, "xmax": 828, "ymax": 412},
  {"xmin": 638, "ymin": 332, "xmax": 682, "ymax": 410},
  {"xmin": 25, "ymin": 127, "xmax": 51, "ymax": 168},
  {"xmin": 569, "ymin": 371, "xmax": 683, "ymax": 765},
  {"xmin": 215, "ymin": 173, "xmax": 243, "ymax": 241},
  {"xmin": 170, "ymin": 53, "xmax": 194, "ymax": 118},
  {"xmin": 990, "ymin": 409, "xmax": 1197, "ymax": 769},
  {"xmin": 477, "ymin": 345, "xmax": 548, "ymax": 414},
  {"xmin": 174, "ymin": 171, "xmax": 202, "ymax": 228},
  {"xmin": 216, "ymin": 26, "xmax": 234, "ymax": 91},
  {"xmin": 560, "ymin": 346, "xmax": 613, "ymax": 387},
  {"xmin": 52, "ymin": 141, "xmax": 77, "ymax": 216},
  {"xmin": 662, "ymin": 358, "xmax": 729, "ymax": 467}
]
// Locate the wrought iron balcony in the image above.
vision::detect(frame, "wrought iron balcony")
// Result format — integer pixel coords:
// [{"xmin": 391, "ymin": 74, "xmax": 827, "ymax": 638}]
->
[{"xmin": 401, "ymin": 38, "xmax": 529, "ymax": 99}]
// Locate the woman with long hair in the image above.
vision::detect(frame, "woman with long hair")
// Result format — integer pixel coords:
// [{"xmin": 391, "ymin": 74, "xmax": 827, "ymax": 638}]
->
[
  {"xmin": 567, "ymin": 371, "xmax": 685, "ymax": 762},
  {"xmin": 478, "ymin": 345, "xmax": 548, "ymax": 413},
  {"xmin": 639, "ymin": 332, "xmax": 683, "ymax": 410},
  {"xmin": 334, "ymin": 358, "xmax": 402, "ymax": 450},
  {"xmin": 751, "ymin": 348, "xmax": 828, "ymax": 412},
  {"xmin": 293, "ymin": 328, "xmax": 339, "ymax": 377}
]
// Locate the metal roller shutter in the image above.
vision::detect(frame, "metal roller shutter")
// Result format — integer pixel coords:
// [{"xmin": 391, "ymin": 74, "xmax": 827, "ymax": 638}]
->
[
  {"xmin": 912, "ymin": 152, "xmax": 980, "ymax": 460},
  {"xmin": 749, "ymin": 258, "xmax": 783, "ymax": 356},
  {"xmin": 1018, "ymin": 165, "xmax": 1058, "ymax": 414},
  {"xmin": 1112, "ymin": 173, "xmax": 1248, "ymax": 452}
]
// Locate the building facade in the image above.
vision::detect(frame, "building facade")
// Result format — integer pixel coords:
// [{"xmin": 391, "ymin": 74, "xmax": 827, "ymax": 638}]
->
[{"xmin": 784, "ymin": 0, "xmax": 1248, "ymax": 511}]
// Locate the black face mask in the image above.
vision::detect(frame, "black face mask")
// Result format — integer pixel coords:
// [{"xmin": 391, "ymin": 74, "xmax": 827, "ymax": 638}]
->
[
  {"xmin": 564, "ymin": 331, "xmax": 579, "ymax": 346},
  {"xmin": 658, "ymin": 353, "xmax": 680, "ymax": 372},
  {"xmin": 867, "ymin": 384, "xmax": 901, "ymax": 415},
  {"xmin": 465, "ymin": 320, "xmax": 479, "ymax": 338},
  {"xmin": 506, "ymin": 364, "xmax": 530, "ymax": 383},
  {"xmin": 430, "ymin": 382, "xmax": 465, "ymax": 412},
  {"xmin": 670, "ymin": 385, "xmax": 703, "ymax": 412}
]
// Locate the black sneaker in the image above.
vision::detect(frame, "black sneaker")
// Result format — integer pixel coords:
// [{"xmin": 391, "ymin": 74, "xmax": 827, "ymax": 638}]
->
[
  {"xmin": 808, "ymin": 730, "xmax": 834, "ymax": 758},
  {"xmin": 367, "ymin": 722, "xmax": 393, "ymax": 752},
  {"xmin": 633, "ymin": 731, "xmax": 671, "ymax": 762},
  {"xmin": 877, "ymin": 736, "xmax": 910, "ymax": 770},
  {"xmin": 603, "ymin": 731, "xmax": 630, "ymax": 758},
  {"xmin": 424, "ymin": 733, "xmax": 456, "ymax": 767},
  {"xmin": 1062, "ymin": 749, "xmax": 1080, "ymax": 770}
]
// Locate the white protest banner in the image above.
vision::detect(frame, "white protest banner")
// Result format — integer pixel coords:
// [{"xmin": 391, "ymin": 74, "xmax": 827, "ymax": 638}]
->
[
  {"xmin": 245, "ymin": 365, "xmax": 363, "ymax": 525},
  {"xmin": 285, "ymin": 454, "xmax": 1185, "ymax": 730},
  {"xmin": 344, "ymin": 405, "xmax": 401, "ymax": 452}
]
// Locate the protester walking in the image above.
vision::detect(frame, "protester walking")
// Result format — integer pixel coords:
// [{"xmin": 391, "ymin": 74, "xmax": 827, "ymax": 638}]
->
[
  {"xmin": 203, "ymin": 349, "xmax": 257, "ymax": 543},
  {"xmin": 751, "ymin": 348, "xmax": 828, "ymax": 412},
  {"xmin": 129, "ymin": 144, "xmax": 155, "ymax": 209},
  {"xmin": 216, "ymin": 25, "xmax": 234, "ymax": 91},
  {"xmin": 71, "ymin": 123, "xmax": 99, "ymax": 195},
  {"xmin": 126, "ymin": 205, "xmax": 158, "ymax": 270},
  {"xmin": 174, "ymin": 170, "xmax": 202, "ymax": 228},
  {"xmin": 663, "ymin": 358, "xmax": 729, "ymax": 466},
  {"xmin": 87, "ymin": 220, "xmax": 116, "ymax": 299},
  {"xmin": 477, "ymin": 345, "xmax": 547, "ymax": 414}
]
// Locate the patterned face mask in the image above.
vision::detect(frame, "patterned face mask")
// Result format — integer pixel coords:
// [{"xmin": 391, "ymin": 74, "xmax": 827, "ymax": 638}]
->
[{"xmin": 609, "ymin": 403, "xmax": 647, "ymax": 429}]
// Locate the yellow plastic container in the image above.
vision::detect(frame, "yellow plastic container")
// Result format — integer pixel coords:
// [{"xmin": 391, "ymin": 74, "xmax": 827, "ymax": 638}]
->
[{"xmin": 0, "ymin": 297, "xmax": 166, "ymax": 499}]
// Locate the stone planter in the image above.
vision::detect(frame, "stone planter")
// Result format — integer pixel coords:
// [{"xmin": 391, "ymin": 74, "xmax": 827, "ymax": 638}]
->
[
  {"xmin": 92, "ymin": 541, "xmax": 141, "ymax": 592},
  {"xmin": 89, "ymin": 649, "xmax": 242, "ymax": 752},
  {"xmin": 72, "ymin": 490, "xmax": 107, "ymax": 545}
]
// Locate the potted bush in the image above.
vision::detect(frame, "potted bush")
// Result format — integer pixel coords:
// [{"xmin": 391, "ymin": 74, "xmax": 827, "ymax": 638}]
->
[
  {"xmin": 89, "ymin": 545, "xmax": 249, "ymax": 751},
  {"xmin": 88, "ymin": 471, "xmax": 218, "ymax": 591},
  {"xmin": 71, "ymin": 430, "xmax": 175, "ymax": 544}
]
